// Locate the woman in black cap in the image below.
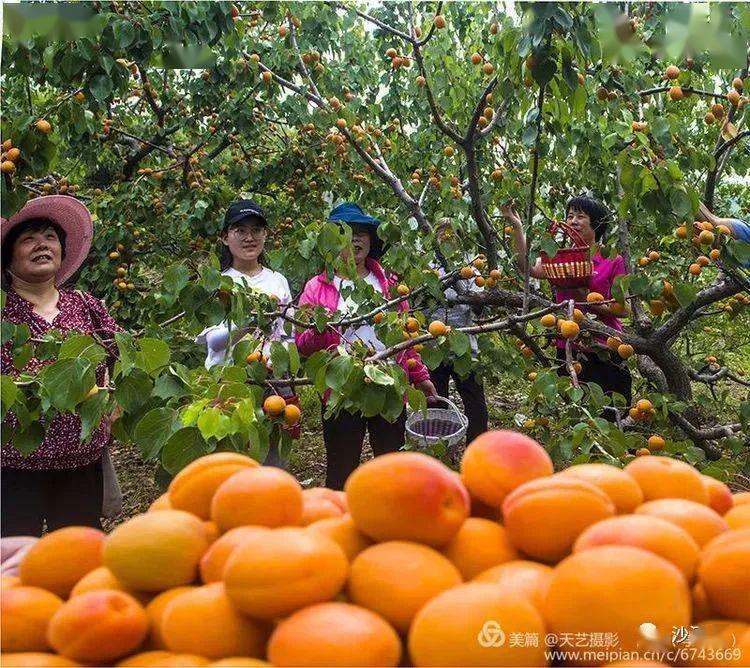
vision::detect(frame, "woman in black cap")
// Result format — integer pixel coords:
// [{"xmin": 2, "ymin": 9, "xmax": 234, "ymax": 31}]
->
[{"xmin": 196, "ymin": 199, "xmax": 298, "ymax": 465}]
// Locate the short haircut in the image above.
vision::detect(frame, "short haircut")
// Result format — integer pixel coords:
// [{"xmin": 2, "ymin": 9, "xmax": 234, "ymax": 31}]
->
[
  {"xmin": 565, "ymin": 196, "xmax": 611, "ymax": 242},
  {"xmin": 2, "ymin": 219, "xmax": 67, "ymax": 285}
]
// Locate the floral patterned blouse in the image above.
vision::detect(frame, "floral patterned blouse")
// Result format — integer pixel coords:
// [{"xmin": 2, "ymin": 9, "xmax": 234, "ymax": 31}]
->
[{"xmin": 1, "ymin": 289, "xmax": 122, "ymax": 470}]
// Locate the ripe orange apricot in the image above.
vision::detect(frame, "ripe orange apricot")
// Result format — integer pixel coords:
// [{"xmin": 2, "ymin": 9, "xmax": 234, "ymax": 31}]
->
[
  {"xmin": 618, "ymin": 343, "xmax": 635, "ymax": 359},
  {"xmin": 543, "ymin": 546, "xmax": 690, "ymax": 661},
  {"xmin": 409, "ymin": 582, "xmax": 547, "ymax": 666},
  {"xmin": 699, "ymin": 529, "xmax": 750, "ymax": 622},
  {"xmin": 473, "ymin": 560, "xmax": 553, "ymax": 611},
  {"xmin": 573, "ymin": 514, "xmax": 699, "ymax": 582},
  {"xmin": 460, "ymin": 430, "xmax": 553, "ymax": 507},
  {"xmin": 1, "ymin": 575, "xmax": 21, "ymax": 589},
  {"xmin": 263, "ymin": 395, "xmax": 286, "ymax": 415},
  {"xmin": 168, "ymin": 452, "xmax": 259, "ymax": 519},
  {"xmin": 691, "ymin": 581, "xmax": 717, "ymax": 622},
  {"xmin": 148, "ymin": 493, "xmax": 173, "ymax": 512},
  {"xmin": 345, "ymin": 452, "xmax": 470, "ymax": 547},
  {"xmin": 298, "ymin": 487, "xmax": 346, "ymax": 526},
  {"xmin": 624, "ymin": 455, "xmax": 709, "ymax": 504},
  {"xmin": 224, "ymin": 527, "xmax": 348, "ymax": 619},
  {"xmin": 428, "ymin": 320, "xmax": 447, "ymax": 337},
  {"xmin": 703, "ymin": 476, "xmax": 734, "ymax": 515},
  {"xmin": 347, "ymin": 541, "xmax": 461, "ymax": 633},
  {"xmin": 559, "ymin": 320, "xmax": 580, "ymax": 339},
  {"xmin": 210, "ymin": 467, "xmax": 303, "ymax": 532},
  {"xmin": 0, "ymin": 654, "xmax": 79, "ymax": 667},
  {"xmin": 116, "ymin": 650, "xmax": 209, "ymax": 666},
  {"xmin": 268, "ymin": 602, "xmax": 401, "ymax": 667},
  {"xmin": 557, "ymin": 463, "xmax": 644, "ymax": 514},
  {"xmin": 540, "ymin": 313, "xmax": 557, "ymax": 327},
  {"xmin": 440, "ymin": 518, "xmax": 518, "ymax": 579},
  {"xmin": 161, "ymin": 583, "xmax": 267, "ymax": 660},
  {"xmin": 47, "ymin": 590, "xmax": 148, "ymax": 663},
  {"xmin": 307, "ymin": 515, "xmax": 373, "ymax": 561},
  {"xmin": 635, "ymin": 498, "xmax": 728, "ymax": 547},
  {"xmin": 19, "ymin": 526, "xmax": 105, "ymax": 598},
  {"xmin": 208, "ymin": 660, "xmax": 270, "ymax": 667},
  {"xmin": 586, "ymin": 291, "xmax": 605, "ymax": 303},
  {"xmin": 502, "ymin": 476, "xmax": 615, "ymax": 563},
  {"xmin": 724, "ymin": 503, "xmax": 750, "ymax": 530},
  {"xmin": 144, "ymin": 587, "xmax": 197, "ymax": 650},
  {"xmin": 104, "ymin": 510, "xmax": 211, "ymax": 592},
  {"xmin": 199, "ymin": 527, "xmax": 270, "ymax": 584},
  {"xmin": 1, "ymin": 586, "xmax": 63, "ymax": 652},
  {"xmin": 70, "ymin": 566, "xmax": 152, "ymax": 605},
  {"xmin": 735, "ymin": 492, "xmax": 750, "ymax": 506}
]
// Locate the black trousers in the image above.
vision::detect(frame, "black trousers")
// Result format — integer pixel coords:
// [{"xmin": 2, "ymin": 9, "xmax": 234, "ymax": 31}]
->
[
  {"xmin": 1, "ymin": 456, "xmax": 104, "ymax": 537},
  {"xmin": 430, "ymin": 363, "xmax": 489, "ymax": 444},
  {"xmin": 556, "ymin": 349, "xmax": 633, "ymax": 419},
  {"xmin": 322, "ymin": 408, "xmax": 406, "ymax": 490}
]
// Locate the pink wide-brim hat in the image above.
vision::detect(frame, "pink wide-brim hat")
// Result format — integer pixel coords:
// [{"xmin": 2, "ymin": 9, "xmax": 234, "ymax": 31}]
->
[{"xmin": 1, "ymin": 195, "xmax": 94, "ymax": 286}]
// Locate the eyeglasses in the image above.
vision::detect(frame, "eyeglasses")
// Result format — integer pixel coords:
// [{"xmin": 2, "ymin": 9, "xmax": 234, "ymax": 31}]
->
[{"xmin": 229, "ymin": 225, "xmax": 267, "ymax": 239}]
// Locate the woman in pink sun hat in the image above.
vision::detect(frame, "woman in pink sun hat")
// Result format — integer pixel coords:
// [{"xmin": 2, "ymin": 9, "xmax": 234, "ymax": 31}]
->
[{"xmin": 1, "ymin": 195, "xmax": 122, "ymax": 536}]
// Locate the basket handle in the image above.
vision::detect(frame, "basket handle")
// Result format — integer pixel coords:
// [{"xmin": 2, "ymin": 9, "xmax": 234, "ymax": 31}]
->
[
  {"xmin": 430, "ymin": 395, "xmax": 464, "ymax": 417},
  {"xmin": 549, "ymin": 221, "xmax": 589, "ymax": 249}
]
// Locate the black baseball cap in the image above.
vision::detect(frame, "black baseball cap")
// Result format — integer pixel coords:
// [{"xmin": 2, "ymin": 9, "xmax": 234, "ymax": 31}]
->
[{"xmin": 223, "ymin": 199, "xmax": 269, "ymax": 229}]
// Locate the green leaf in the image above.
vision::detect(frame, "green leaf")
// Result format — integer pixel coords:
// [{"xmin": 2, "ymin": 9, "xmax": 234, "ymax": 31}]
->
[
  {"xmin": 161, "ymin": 427, "xmax": 208, "ymax": 475},
  {"xmin": 406, "ymin": 386, "xmax": 427, "ymax": 413},
  {"xmin": 11, "ymin": 423, "xmax": 45, "ymax": 457},
  {"xmin": 89, "ymin": 74, "xmax": 113, "ymax": 102},
  {"xmin": 669, "ymin": 188, "xmax": 693, "ymax": 220},
  {"xmin": 38, "ymin": 358, "xmax": 95, "ymax": 413},
  {"xmin": 449, "ymin": 331, "xmax": 471, "ymax": 358},
  {"xmin": 1, "ymin": 375, "xmax": 19, "ymax": 419},
  {"xmin": 114, "ymin": 368, "xmax": 154, "ymax": 412},
  {"xmin": 163, "ymin": 265, "xmax": 190, "ymax": 300},
  {"xmin": 113, "ymin": 19, "xmax": 136, "ymax": 48},
  {"xmin": 197, "ymin": 407, "xmax": 222, "ymax": 440},
  {"xmin": 364, "ymin": 363, "xmax": 394, "ymax": 386},
  {"xmin": 540, "ymin": 236, "xmax": 558, "ymax": 259},
  {"xmin": 134, "ymin": 408, "xmax": 181, "ymax": 460},
  {"xmin": 325, "ymin": 356, "xmax": 355, "ymax": 392},
  {"xmin": 674, "ymin": 283, "xmax": 698, "ymax": 307},
  {"xmin": 270, "ymin": 342, "xmax": 289, "ymax": 377},
  {"xmin": 59, "ymin": 334, "xmax": 107, "ymax": 366},
  {"xmin": 138, "ymin": 338, "xmax": 171, "ymax": 376},
  {"xmin": 79, "ymin": 390, "xmax": 109, "ymax": 442},
  {"xmin": 418, "ymin": 344, "xmax": 443, "ymax": 370},
  {"xmin": 288, "ymin": 343, "xmax": 301, "ymax": 375}
]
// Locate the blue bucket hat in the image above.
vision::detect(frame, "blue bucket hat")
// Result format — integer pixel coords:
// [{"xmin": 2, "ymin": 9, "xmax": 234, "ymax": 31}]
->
[{"xmin": 328, "ymin": 202, "xmax": 384, "ymax": 259}]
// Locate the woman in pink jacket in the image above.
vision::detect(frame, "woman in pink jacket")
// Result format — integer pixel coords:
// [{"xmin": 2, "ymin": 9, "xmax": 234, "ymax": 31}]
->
[{"xmin": 296, "ymin": 202, "xmax": 437, "ymax": 489}]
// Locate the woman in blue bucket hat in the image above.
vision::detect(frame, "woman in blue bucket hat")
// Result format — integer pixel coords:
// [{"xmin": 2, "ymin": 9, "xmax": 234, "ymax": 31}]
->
[{"xmin": 296, "ymin": 202, "xmax": 437, "ymax": 489}]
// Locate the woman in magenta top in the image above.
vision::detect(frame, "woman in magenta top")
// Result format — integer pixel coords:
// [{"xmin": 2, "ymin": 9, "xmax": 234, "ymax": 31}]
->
[
  {"xmin": 296, "ymin": 202, "xmax": 437, "ymax": 489},
  {"xmin": 503, "ymin": 196, "xmax": 632, "ymax": 411}
]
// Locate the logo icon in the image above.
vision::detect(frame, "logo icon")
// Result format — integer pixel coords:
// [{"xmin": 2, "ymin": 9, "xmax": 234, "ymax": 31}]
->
[{"xmin": 478, "ymin": 620, "xmax": 506, "ymax": 648}]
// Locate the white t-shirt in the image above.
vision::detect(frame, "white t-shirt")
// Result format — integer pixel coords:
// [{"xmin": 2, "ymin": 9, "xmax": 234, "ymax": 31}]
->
[
  {"xmin": 197, "ymin": 267, "xmax": 293, "ymax": 368},
  {"xmin": 333, "ymin": 272, "xmax": 385, "ymax": 352}
]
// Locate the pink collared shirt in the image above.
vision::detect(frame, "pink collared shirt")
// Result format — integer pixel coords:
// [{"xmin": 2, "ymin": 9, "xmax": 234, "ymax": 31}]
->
[{"xmin": 554, "ymin": 252, "xmax": 627, "ymax": 348}]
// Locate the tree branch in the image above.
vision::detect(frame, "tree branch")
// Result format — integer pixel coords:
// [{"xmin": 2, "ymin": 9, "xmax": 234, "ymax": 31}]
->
[
  {"xmin": 655, "ymin": 274, "xmax": 743, "ymax": 343},
  {"xmin": 522, "ymin": 83, "xmax": 546, "ymax": 314}
]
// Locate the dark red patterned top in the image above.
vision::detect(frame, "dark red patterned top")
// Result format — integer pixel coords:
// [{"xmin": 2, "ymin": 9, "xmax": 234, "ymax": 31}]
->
[{"xmin": 1, "ymin": 289, "xmax": 122, "ymax": 470}]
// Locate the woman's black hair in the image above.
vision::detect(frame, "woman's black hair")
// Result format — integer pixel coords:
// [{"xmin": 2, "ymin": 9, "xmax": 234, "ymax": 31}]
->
[
  {"xmin": 218, "ymin": 215, "xmax": 268, "ymax": 271},
  {"xmin": 1, "ymin": 218, "xmax": 67, "ymax": 286},
  {"xmin": 565, "ymin": 196, "xmax": 611, "ymax": 242}
]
